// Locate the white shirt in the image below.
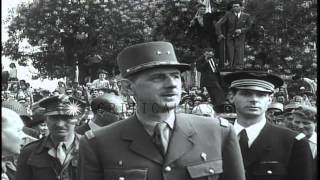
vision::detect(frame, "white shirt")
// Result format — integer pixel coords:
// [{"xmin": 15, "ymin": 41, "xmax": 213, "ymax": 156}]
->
[
  {"xmin": 234, "ymin": 118, "xmax": 267, "ymax": 147},
  {"xmin": 92, "ymin": 79, "xmax": 110, "ymax": 89},
  {"xmin": 235, "ymin": 12, "xmax": 241, "ymax": 18},
  {"xmin": 308, "ymin": 131, "xmax": 317, "ymax": 158}
]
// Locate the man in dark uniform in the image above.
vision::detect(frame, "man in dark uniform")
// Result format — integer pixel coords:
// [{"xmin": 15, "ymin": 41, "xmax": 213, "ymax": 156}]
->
[
  {"xmin": 78, "ymin": 41, "xmax": 245, "ymax": 180},
  {"xmin": 75, "ymin": 93, "xmax": 126, "ymax": 135},
  {"xmin": 16, "ymin": 95, "xmax": 86, "ymax": 180},
  {"xmin": 196, "ymin": 48, "xmax": 225, "ymax": 112},
  {"xmin": 224, "ymin": 71, "xmax": 314, "ymax": 180}
]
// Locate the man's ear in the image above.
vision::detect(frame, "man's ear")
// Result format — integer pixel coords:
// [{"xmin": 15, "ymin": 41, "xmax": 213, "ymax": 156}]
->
[
  {"xmin": 120, "ymin": 79, "xmax": 135, "ymax": 96},
  {"xmin": 266, "ymin": 93, "xmax": 274, "ymax": 106},
  {"xmin": 229, "ymin": 91, "xmax": 236, "ymax": 103},
  {"xmin": 269, "ymin": 93, "xmax": 274, "ymax": 103}
]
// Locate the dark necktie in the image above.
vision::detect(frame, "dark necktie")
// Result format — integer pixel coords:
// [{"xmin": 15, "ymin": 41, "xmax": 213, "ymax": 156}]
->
[
  {"xmin": 239, "ymin": 129, "xmax": 249, "ymax": 160},
  {"xmin": 153, "ymin": 122, "xmax": 170, "ymax": 156}
]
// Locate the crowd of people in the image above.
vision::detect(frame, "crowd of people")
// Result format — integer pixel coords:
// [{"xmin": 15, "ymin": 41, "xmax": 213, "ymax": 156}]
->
[{"xmin": 2, "ymin": 40, "xmax": 317, "ymax": 180}]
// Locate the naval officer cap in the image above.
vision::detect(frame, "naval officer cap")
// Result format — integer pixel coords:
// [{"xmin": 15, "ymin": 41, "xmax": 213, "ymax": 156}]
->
[
  {"xmin": 224, "ymin": 71, "xmax": 284, "ymax": 93},
  {"xmin": 38, "ymin": 94, "xmax": 86, "ymax": 118},
  {"xmin": 117, "ymin": 41, "xmax": 190, "ymax": 78}
]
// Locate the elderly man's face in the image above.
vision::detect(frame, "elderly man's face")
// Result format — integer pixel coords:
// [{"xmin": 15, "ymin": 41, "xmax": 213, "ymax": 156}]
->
[{"xmin": 2, "ymin": 109, "xmax": 26, "ymax": 156}]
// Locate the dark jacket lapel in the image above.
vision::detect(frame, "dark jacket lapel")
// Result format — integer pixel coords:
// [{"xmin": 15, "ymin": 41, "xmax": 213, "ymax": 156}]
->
[
  {"xmin": 121, "ymin": 116, "xmax": 164, "ymax": 165},
  {"xmin": 245, "ymin": 123, "xmax": 273, "ymax": 167},
  {"xmin": 164, "ymin": 113, "xmax": 196, "ymax": 165},
  {"xmin": 28, "ymin": 136, "xmax": 57, "ymax": 168}
]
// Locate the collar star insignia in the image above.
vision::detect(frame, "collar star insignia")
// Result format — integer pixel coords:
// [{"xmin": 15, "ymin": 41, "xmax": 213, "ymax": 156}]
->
[{"xmin": 66, "ymin": 101, "xmax": 81, "ymax": 116}]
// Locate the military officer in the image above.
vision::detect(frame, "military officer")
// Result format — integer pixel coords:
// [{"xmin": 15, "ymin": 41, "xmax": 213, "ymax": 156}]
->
[
  {"xmin": 78, "ymin": 41, "xmax": 245, "ymax": 180},
  {"xmin": 224, "ymin": 71, "xmax": 314, "ymax": 180},
  {"xmin": 16, "ymin": 95, "xmax": 86, "ymax": 180}
]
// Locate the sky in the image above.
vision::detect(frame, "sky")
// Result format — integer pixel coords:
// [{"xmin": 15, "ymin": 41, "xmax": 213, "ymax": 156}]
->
[
  {"xmin": 2, "ymin": 0, "xmax": 63, "ymax": 91},
  {"xmin": 2, "ymin": 0, "xmax": 32, "ymax": 70}
]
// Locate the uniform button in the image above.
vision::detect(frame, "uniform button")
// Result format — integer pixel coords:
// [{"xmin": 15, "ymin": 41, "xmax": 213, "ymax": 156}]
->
[
  {"xmin": 164, "ymin": 166, "xmax": 172, "ymax": 172},
  {"xmin": 267, "ymin": 170, "xmax": 273, "ymax": 174},
  {"xmin": 208, "ymin": 168, "xmax": 215, "ymax": 174},
  {"xmin": 119, "ymin": 177, "xmax": 125, "ymax": 180},
  {"xmin": 56, "ymin": 175, "xmax": 61, "ymax": 180}
]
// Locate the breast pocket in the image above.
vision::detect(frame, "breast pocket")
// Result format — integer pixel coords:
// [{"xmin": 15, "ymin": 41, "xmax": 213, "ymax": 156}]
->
[
  {"xmin": 104, "ymin": 168, "xmax": 148, "ymax": 180},
  {"xmin": 252, "ymin": 161, "xmax": 286, "ymax": 176},
  {"xmin": 187, "ymin": 160, "xmax": 223, "ymax": 180}
]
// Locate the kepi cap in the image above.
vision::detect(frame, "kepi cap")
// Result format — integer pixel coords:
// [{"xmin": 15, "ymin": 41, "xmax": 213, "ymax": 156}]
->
[
  {"xmin": 224, "ymin": 71, "xmax": 283, "ymax": 93},
  {"xmin": 117, "ymin": 41, "xmax": 190, "ymax": 78}
]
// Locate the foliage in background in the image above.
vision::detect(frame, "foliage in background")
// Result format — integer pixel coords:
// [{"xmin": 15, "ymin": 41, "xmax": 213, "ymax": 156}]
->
[{"xmin": 2, "ymin": 0, "xmax": 317, "ymax": 81}]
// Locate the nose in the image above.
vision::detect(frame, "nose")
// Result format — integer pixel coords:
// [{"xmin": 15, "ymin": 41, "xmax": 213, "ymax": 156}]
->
[
  {"xmin": 165, "ymin": 76, "xmax": 178, "ymax": 88},
  {"xmin": 248, "ymin": 94, "xmax": 259, "ymax": 102},
  {"xmin": 55, "ymin": 119, "xmax": 66, "ymax": 126}
]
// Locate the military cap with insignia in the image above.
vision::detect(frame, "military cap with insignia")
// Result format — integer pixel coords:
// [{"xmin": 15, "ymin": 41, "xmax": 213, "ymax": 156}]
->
[
  {"xmin": 38, "ymin": 94, "xmax": 86, "ymax": 118},
  {"xmin": 223, "ymin": 71, "xmax": 284, "ymax": 93},
  {"xmin": 117, "ymin": 41, "xmax": 190, "ymax": 78}
]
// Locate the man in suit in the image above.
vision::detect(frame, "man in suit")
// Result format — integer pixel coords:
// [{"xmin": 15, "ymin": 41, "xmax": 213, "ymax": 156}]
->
[
  {"xmin": 215, "ymin": 0, "xmax": 252, "ymax": 69},
  {"xmin": 196, "ymin": 48, "xmax": 226, "ymax": 112},
  {"xmin": 224, "ymin": 71, "xmax": 314, "ymax": 180},
  {"xmin": 188, "ymin": 3, "xmax": 225, "ymax": 56},
  {"xmin": 16, "ymin": 95, "xmax": 86, "ymax": 180},
  {"xmin": 75, "ymin": 93, "xmax": 126, "ymax": 135},
  {"xmin": 78, "ymin": 41, "xmax": 245, "ymax": 180}
]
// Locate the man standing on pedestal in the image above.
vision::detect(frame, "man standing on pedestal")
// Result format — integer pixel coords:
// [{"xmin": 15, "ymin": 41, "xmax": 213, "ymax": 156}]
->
[{"xmin": 215, "ymin": 0, "xmax": 252, "ymax": 69}]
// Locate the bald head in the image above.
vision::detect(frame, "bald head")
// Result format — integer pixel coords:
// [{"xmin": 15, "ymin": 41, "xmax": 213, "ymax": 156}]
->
[
  {"xmin": 2, "ymin": 108, "xmax": 24, "ymax": 127},
  {"xmin": 2, "ymin": 108, "xmax": 26, "ymax": 156}
]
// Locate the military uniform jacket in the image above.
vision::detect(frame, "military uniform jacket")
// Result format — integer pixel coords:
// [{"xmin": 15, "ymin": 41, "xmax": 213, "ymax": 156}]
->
[
  {"xmin": 241, "ymin": 122, "xmax": 313, "ymax": 180},
  {"xmin": 15, "ymin": 135, "xmax": 80, "ymax": 180},
  {"xmin": 78, "ymin": 113, "xmax": 245, "ymax": 180}
]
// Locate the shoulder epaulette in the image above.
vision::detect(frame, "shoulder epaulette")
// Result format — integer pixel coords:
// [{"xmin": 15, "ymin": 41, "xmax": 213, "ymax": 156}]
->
[
  {"xmin": 295, "ymin": 133, "xmax": 306, "ymax": 140},
  {"xmin": 20, "ymin": 138, "xmax": 41, "ymax": 151},
  {"xmin": 219, "ymin": 117, "xmax": 229, "ymax": 127},
  {"xmin": 85, "ymin": 130, "xmax": 95, "ymax": 140}
]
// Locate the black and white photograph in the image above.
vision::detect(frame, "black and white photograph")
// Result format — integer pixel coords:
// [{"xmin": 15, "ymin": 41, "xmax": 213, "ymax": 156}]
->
[{"xmin": 2, "ymin": 0, "xmax": 317, "ymax": 180}]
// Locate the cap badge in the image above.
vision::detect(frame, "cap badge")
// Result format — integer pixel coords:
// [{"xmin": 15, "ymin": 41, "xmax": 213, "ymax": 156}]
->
[{"xmin": 66, "ymin": 101, "xmax": 82, "ymax": 116}]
